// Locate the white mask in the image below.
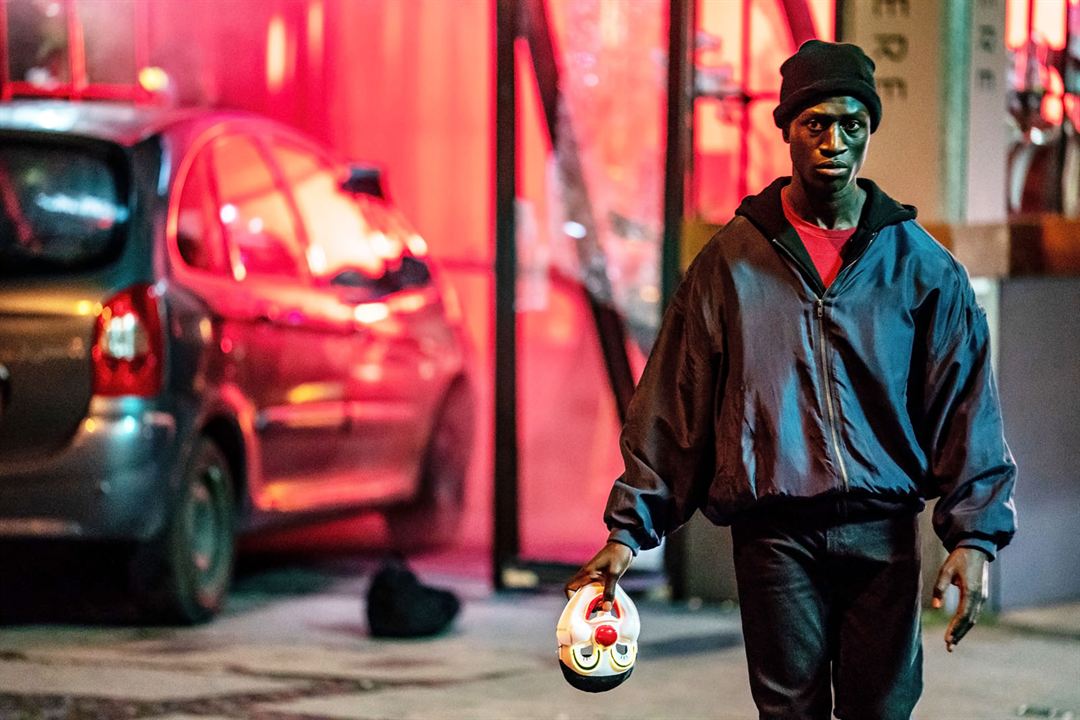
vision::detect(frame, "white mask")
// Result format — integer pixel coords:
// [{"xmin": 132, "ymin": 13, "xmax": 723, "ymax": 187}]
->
[{"xmin": 557, "ymin": 582, "xmax": 640, "ymax": 692}]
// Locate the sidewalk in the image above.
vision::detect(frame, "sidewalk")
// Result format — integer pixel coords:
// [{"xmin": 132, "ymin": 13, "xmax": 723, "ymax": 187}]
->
[
  {"xmin": 999, "ymin": 601, "xmax": 1080, "ymax": 641},
  {"xmin": 1, "ymin": 548, "xmax": 1077, "ymax": 720}
]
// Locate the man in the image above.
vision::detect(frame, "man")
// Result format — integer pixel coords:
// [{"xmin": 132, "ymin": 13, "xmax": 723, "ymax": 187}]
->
[{"xmin": 566, "ymin": 40, "xmax": 1017, "ymax": 720}]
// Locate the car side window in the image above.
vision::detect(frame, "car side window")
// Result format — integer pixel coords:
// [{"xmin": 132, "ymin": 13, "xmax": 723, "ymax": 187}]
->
[
  {"xmin": 356, "ymin": 195, "xmax": 433, "ymax": 292},
  {"xmin": 175, "ymin": 150, "xmax": 227, "ymax": 274},
  {"xmin": 270, "ymin": 141, "xmax": 384, "ymax": 287},
  {"xmin": 210, "ymin": 135, "xmax": 304, "ymax": 282}
]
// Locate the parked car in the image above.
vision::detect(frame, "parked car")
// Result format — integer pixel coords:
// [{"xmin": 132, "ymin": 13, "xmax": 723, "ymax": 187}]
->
[{"xmin": 0, "ymin": 100, "xmax": 474, "ymax": 623}]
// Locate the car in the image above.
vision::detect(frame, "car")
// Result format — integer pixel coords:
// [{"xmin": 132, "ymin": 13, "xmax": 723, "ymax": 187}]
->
[{"xmin": 0, "ymin": 100, "xmax": 475, "ymax": 624}]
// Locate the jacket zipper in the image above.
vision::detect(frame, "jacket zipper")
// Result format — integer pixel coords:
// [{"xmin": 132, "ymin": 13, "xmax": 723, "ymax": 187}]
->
[
  {"xmin": 816, "ymin": 298, "xmax": 849, "ymax": 492},
  {"xmin": 769, "ymin": 232, "xmax": 881, "ymax": 494},
  {"xmin": 814, "ymin": 229, "xmax": 878, "ymax": 492}
]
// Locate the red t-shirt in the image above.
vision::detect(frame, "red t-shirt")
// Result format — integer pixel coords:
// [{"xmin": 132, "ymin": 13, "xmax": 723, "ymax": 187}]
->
[{"xmin": 781, "ymin": 190, "xmax": 856, "ymax": 288}]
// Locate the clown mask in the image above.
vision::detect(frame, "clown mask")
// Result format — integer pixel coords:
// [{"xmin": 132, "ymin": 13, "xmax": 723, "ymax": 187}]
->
[{"xmin": 556, "ymin": 582, "xmax": 640, "ymax": 692}]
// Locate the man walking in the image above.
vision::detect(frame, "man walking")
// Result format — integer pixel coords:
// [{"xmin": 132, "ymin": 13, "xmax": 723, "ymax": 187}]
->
[{"xmin": 566, "ymin": 40, "xmax": 1017, "ymax": 719}]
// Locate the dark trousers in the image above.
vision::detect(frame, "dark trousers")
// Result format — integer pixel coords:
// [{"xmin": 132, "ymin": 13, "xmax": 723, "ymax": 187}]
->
[{"xmin": 732, "ymin": 509, "xmax": 923, "ymax": 720}]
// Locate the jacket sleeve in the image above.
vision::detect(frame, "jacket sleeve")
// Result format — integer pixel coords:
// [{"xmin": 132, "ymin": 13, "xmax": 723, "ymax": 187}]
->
[
  {"xmin": 923, "ymin": 270, "xmax": 1017, "ymax": 560},
  {"xmin": 604, "ymin": 258, "xmax": 721, "ymax": 554}
]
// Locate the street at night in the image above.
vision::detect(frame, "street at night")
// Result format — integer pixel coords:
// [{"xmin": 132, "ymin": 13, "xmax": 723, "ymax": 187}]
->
[{"xmin": 0, "ymin": 521, "xmax": 1078, "ymax": 720}]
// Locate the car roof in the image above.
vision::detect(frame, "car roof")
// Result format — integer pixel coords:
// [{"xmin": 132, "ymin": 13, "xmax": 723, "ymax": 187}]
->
[{"xmin": 0, "ymin": 100, "xmax": 253, "ymax": 146}]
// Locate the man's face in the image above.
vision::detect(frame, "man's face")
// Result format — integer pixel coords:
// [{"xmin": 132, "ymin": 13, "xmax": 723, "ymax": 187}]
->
[{"xmin": 785, "ymin": 96, "xmax": 870, "ymax": 196}]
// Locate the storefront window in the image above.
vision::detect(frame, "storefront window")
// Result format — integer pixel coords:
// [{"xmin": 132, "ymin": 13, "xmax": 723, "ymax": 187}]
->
[{"xmin": 5, "ymin": 0, "xmax": 69, "ymax": 88}]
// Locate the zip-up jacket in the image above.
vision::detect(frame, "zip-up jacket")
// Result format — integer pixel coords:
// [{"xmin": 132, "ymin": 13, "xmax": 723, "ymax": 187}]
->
[{"xmin": 605, "ymin": 178, "xmax": 1017, "ymax": 559}]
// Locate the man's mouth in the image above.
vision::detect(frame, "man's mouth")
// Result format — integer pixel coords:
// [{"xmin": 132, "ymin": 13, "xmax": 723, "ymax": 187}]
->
[{"xmin": 815, "ymin": 163, "xmax": 849, "ymax": 176}]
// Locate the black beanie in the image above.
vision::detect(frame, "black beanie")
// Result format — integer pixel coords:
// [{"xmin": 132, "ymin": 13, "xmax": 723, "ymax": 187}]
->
[{"xmin": 773, "ymin": 40, "xmax": 882, "ymax": 133}]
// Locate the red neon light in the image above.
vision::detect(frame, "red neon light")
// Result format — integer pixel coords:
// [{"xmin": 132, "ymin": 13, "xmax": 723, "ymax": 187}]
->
[
  {"xmin": 1033, "ymin": 0, "xmax": 1067, "ymax": 50},
  {"xmin": 267, "ymin": 15, "xmax": 287, "ymax": 92},
  {"xmin": 307, "ymin": 1, "xmax": 324, "ymax": 67}
]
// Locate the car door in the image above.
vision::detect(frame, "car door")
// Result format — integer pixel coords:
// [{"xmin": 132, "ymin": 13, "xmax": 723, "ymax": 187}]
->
[
  {"xmin": 348, "ymin": 195, "xmax": 442, "ymax": 487},
  {"xmin": 269, "ymin": 140, "xmax": 437, "ymax": 504},
  {"xmin": 207, "ymin": 132, "xmax": 355, "ymax": 511}
]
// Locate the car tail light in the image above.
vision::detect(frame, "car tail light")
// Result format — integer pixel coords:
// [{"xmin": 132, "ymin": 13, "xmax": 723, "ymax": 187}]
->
[{"xmin": 92, "ymin": 284, "xmax": 164, "ymax": 397}]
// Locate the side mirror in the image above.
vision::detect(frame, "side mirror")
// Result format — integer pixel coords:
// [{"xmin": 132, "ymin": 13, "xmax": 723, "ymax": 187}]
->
[{"xmin": 341, "ymin": 164, "xmax": 388, "ymax": 200}]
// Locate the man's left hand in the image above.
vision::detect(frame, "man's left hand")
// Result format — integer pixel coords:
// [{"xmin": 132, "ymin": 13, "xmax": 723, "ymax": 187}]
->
[{"xmin": 932, "ymin": 547, "xmax": 990, "ymax": 652}]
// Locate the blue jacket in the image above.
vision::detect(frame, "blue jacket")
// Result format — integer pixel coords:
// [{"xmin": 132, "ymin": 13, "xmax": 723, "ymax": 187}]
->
[{"xmin": 605, "ymin": 178, "xmax": 1017, "ymax": 559}]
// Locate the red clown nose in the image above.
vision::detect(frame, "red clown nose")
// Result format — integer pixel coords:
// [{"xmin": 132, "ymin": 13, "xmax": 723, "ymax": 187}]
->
[{"xmin": 594, "ymin": 624, "xmax": 617, "ymax": 647}]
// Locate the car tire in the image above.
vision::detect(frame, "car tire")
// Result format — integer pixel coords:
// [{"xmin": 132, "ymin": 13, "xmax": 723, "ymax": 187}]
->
[
  {"xmin": 130, "ymin": 436, "xmax": 236, "ymax": 624},
  {"xmin": 388, "ymin": 381, "xmax": 474, "ymax": 553}
]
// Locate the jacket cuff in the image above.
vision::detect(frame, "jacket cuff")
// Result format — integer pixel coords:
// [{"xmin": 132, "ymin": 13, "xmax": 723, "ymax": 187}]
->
[
  {"xmin": 954, "ymin": 538, "xmax": 997, "ymax": 561},
  {"xmin": 606, "ymin": 529, "xmax": 641, "ymax": 556}
]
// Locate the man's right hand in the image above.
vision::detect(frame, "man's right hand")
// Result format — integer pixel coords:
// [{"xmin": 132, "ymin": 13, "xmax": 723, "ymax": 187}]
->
[{"xmin": 564, "ymin": 541, "xmax": 634, "ymax": 609}]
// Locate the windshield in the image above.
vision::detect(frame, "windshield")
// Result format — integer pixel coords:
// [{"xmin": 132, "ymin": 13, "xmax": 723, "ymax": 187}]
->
[{"xmin": 0, "ymin": 140, "xmax": 128, "ymax": 276}]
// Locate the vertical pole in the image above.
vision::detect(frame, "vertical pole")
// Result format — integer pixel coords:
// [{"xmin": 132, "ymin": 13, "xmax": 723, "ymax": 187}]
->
[
  {"xmin": 777, "ymin": 0, "xmax": 819, "ymax": 46},
  {"xmin": 65, "ymin": 0, "xmax": 86, "ymax": 95},
  {"xmin": 737, "ymin": 0, "xmax": 751, "ymax": 201},
  {"xmin": 493, "ymin": 0, "xmax": 520, "ymax": 590},
  {"xmin": 661, "ymin": 0, "xmax": 695, "ymax": 599},
  {"xmin": 941, "ymin": 0, "xmax": 972, "ymax": 224},
  {"xmin": 661, "ymin": 0, "xmax": 694, "ymax": 307}
]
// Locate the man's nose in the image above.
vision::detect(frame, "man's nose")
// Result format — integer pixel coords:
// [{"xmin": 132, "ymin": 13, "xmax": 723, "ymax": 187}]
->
[{"xmin": 821, "ymin": 124, "xmax": 846, "ymax": 155}]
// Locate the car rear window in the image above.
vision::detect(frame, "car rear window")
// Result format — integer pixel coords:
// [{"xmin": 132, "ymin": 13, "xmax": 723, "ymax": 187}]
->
[{"xmin": 0, "ymin": 141, "xmax": 128, "ymax": 276}]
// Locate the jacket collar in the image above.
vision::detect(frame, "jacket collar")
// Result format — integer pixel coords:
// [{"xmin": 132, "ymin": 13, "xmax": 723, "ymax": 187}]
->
[{"xmin": 733, "ymin": 177, "xmax": 917, "ymax": 294}]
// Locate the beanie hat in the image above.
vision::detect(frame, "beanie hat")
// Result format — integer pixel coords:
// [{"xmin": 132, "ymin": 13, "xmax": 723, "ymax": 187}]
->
[{"xmin": 773, "ymin": 40, "xmax": 882, "ymax": 133}]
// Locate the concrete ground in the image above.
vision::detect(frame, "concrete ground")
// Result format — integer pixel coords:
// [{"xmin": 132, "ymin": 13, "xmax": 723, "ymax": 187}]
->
[{"xmin": 0, "ymin": 545, "xmax": 1077, "ymax": 720}]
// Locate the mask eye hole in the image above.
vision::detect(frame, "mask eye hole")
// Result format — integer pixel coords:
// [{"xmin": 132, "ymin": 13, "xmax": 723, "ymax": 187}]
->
[
  {"xmin": 571, "ymin": 643, "xmax": 601, "ymax": 671},
  {"xmin": 609, "ymin": 642, "xmax": 635, "ymax": 670}
]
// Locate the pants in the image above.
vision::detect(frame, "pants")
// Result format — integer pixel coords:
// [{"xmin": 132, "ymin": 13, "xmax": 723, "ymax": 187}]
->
[{"xmin": 732, "ymin": 508, "xmax": 923, "ymax": 720}]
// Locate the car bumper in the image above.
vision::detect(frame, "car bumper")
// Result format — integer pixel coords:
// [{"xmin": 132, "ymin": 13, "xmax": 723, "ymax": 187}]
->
[{"xmin": 0, "ymin": 398, "xmax": 182, "ymax": 541}]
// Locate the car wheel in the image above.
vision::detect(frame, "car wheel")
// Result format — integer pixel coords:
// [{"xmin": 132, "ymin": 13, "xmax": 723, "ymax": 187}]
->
[
  {"xmin": 388, "ymin": 381, "xmax": 474, "ymax": 553},
  {"xmin": 131, "ymin": 436, "xmax": 236, "ymax": 624}
]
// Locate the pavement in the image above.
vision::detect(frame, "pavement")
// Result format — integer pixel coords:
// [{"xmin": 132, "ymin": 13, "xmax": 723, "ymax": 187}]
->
[{"xmin": 0, "ymin": 546, "xmax": 1077, "ymax": 720}]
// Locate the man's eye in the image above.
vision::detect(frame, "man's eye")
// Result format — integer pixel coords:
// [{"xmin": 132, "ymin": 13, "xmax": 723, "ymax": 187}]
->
[
  {"xmin": 806, "ymin": 120, "xmax": 823, "ymax": 131},
  {"xmin": 843, "ymin": 120, "xmax": 862, "ymax": 131}
]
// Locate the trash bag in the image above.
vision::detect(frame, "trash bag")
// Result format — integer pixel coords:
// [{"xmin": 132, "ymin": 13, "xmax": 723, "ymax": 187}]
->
[{"xmin": 366, "ymin": 559, "xmax": 461, "ymax": 638}]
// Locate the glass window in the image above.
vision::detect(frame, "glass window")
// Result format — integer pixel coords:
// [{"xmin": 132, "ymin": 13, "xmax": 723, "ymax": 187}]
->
[
  {"xmin": 365, "ymin": 199, "xmax": 432, "ymax": 290},
  {"xmin": 175, "ymin": 151, "xmax": 227, "ymax": 274},
  {"xmin": 5, "ymin": 0, "xmax": 70, "ymax": 88},
  {"xmin": 691, "ymin": 0, "xmax": 836, "ymax": 224},
  {"xmin": 210, "ymin": 136, "xmax": 304, "ymax": 281},
  {"xmin": 77, "ymin": 0, "xmax": 137, "ymax": 85},
  {"xmin": 270, "ymin": 141, "xmax": 434, "ymax": 297},
  {"xmin": 271, "ymin": 142, "xmax": 387, "ymax": 285},
  {"xmin": 0, "ymin": 141, "xmax": 127, "ymax": 276}
]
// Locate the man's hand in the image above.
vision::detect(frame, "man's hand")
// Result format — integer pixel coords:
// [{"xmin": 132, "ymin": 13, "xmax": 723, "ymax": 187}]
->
[
  {"xmin": 565, "ymin": 542, "xmax": 634, "ymax": 610},
  {"xmin": 932, "ymin": 547, "xmax": 990, "ymax": 652}
]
